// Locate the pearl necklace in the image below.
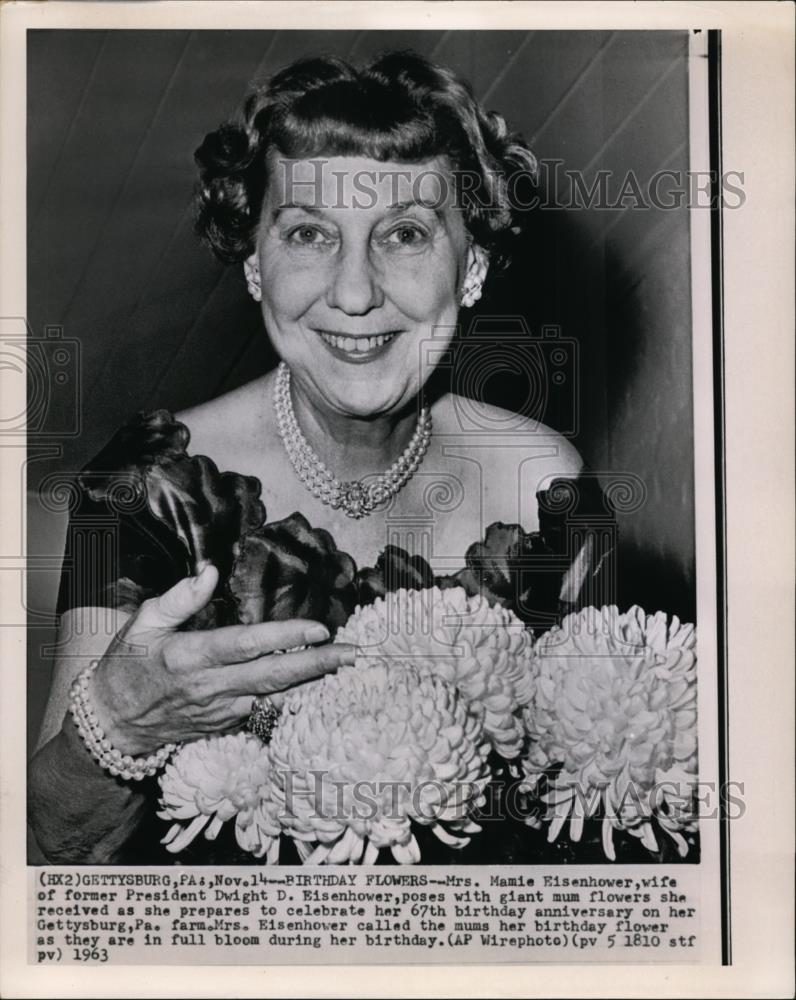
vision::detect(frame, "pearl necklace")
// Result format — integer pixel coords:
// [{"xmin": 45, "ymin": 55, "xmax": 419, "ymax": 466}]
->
[{"xmin": 274, "ymin": 362, "xmax": 432, "ymax": 519}]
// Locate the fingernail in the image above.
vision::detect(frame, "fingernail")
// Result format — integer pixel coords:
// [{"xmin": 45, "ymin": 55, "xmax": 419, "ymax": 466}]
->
[
  {"xmin": 337, "ymin": 645, "xmax": 358, "ymax": 665},
  {"xmin": 305, "ymin": 624, "xmax": 330, "ymax": 644},
  {"xmin": 192, "ymin": 563, "xmax": 212, "ymax": 586}
]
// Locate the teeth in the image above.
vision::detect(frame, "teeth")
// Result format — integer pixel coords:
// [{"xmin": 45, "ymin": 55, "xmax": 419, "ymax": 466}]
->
[{"xmin": 320, "ymin": 332, "xmax": 396, "ymax": 353}]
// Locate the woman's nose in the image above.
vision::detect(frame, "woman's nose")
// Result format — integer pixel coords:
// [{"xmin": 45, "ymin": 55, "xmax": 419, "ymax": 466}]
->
[{"xmin": 325, "ymin": 242, "xmax": 384, "ymax": 315}]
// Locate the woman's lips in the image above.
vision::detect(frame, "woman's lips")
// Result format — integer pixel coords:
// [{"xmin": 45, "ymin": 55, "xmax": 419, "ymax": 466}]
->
[{"xmin": 315, "ymin": 329, "xmax": 400, "ymax": 362}]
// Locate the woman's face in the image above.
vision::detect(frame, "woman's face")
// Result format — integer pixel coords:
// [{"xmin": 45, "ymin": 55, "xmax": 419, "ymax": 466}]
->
[{"xmin": 250, "ymin": 154, "xmax": 477, "ymax": 420}]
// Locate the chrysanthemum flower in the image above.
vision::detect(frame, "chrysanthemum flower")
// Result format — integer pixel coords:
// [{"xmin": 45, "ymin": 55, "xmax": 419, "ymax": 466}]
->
[
  {"xmin": 268, "ymin": 661, "xmax": 491, "ymax": 864},
  {"xmin": 158, "ymin": 732, "xmax": 281, "ymax": 861},
  {"xmin": 520, "ymin": 605, "xmax": 698, "ymax": 860},
  {"xmin": 336, "ymin": 586, "xmax": 536, "ymax": 759}
]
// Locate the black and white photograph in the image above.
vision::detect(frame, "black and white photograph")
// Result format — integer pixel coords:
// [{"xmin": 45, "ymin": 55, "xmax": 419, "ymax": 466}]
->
[
  {"xmin": 1, "ymin": 1, "xmax": 793, "ymax": 994},
  {"xmin": 26, "ymin": 25, "xmax": 703, "ymax": 866}
]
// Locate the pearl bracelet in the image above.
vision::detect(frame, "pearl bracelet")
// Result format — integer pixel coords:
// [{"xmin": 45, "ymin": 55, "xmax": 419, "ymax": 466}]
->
[{"xmin": 68, "ymin": 660, "xmax": 179, "ymax": 781}]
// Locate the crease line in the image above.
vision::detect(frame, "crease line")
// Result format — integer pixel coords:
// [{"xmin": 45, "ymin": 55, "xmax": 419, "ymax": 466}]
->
[
  {"xmin": 479, "ymin": 33, "xmax": 535, "ymax": 106},
  {"xmin": 31, "ymin": 30, "xmax": 110, "ymax": 231},
  {"xmin": 580, "ymin": 56, "xmax": 684, "ymax": 177},
  {"xmin": 532, "ymin": 32, "xmax": 617, "ymax": 142},
  {"xmin": 60, "ymin": 31, "xmax": 196, "ymax": 330}
]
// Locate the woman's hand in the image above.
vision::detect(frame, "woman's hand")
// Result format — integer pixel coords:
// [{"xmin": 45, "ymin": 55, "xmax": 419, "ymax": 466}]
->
[{"xmin": 89, "ymin": 564, "xmax": 356, "ymax": 755}]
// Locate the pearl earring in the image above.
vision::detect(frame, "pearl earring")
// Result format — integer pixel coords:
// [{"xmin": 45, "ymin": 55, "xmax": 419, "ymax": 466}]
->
[
  {"xmin": 461, "ymin": 282, "xmax": 482, "ymax": 308},
  {"xmin": 244, "ymin": 258, "xmax": 262, "ymax": 302}
]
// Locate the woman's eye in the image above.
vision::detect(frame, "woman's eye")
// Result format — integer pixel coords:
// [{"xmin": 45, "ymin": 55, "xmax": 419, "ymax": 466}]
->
[
  {"xmin": 381, "ymin": 224, "xmax": 429, "ymax": 248},
  {"xmin": 286, "ymin": 225, "xmax": 332, "ymax": 246}
]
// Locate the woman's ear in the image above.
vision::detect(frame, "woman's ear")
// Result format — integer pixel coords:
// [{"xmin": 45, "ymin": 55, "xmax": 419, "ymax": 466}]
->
[
  {"xmin": 461, "ymin": 244, "xmax": 489, "ymax": 308},
  {"xmin": 243, "ymin": 253, "xmax": 262, "ymax": 302}
]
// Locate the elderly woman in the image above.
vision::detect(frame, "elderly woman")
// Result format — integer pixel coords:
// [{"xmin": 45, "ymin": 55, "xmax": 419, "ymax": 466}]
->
[{"xmin": 29, "ymin": 51, "xmax": 609, "ymax": 864}]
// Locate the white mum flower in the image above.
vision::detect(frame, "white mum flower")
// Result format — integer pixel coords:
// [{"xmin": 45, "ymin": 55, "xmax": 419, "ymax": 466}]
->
[
  {"xmin": 521, "ymin": 605, "xmax": 698, "ymax": 860},
  {"xmin": 336, "ymin": 586, "xmax": 536, "ymax": 759},
  {"xmin": 158, "ymin": 731, "xmax": 281, "ymax": 861},
  {"xmin": 268, "ymin": 661, "xmax": 491, "ymax": 865}
]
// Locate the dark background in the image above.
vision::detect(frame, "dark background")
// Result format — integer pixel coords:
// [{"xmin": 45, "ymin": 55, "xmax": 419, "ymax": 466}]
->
[{"xmin": 27, "ymin": 29, "xmax": 696, "ymax": 755}]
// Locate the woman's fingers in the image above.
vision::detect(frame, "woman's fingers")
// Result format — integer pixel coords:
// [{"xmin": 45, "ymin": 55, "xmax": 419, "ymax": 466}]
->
[
  {"xmin": 225, "ymin": 683, "xmax": 310, "ymax": 723},
  {"xmin": 228, "ymin": 695, "xmax": 263, "ymax": 721},
  {"xmin": 133, "ymin": 564, "xmax": 219, "ymax": 632},
  {"xmin": 185, "ymin": 618, "xmax": 332, "ymax": 667},
  {"xmin": 228, "ymin": 643, "xmax": 357, "ymax": 696},
  {"xmin": 226, "ymin": 685, "xmax": 300, "ymax": 723}
]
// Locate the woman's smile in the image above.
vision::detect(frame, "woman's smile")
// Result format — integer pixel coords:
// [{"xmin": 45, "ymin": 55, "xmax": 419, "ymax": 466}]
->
[{"xmin": 314, "ymin": 327, "xmax": 402, "ymax": 363}]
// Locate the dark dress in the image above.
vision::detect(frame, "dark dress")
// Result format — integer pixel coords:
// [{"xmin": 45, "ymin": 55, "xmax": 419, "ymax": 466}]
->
[{"xmin": 30, "ymin": 409, "xmax": 642, "ymax": 866}]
